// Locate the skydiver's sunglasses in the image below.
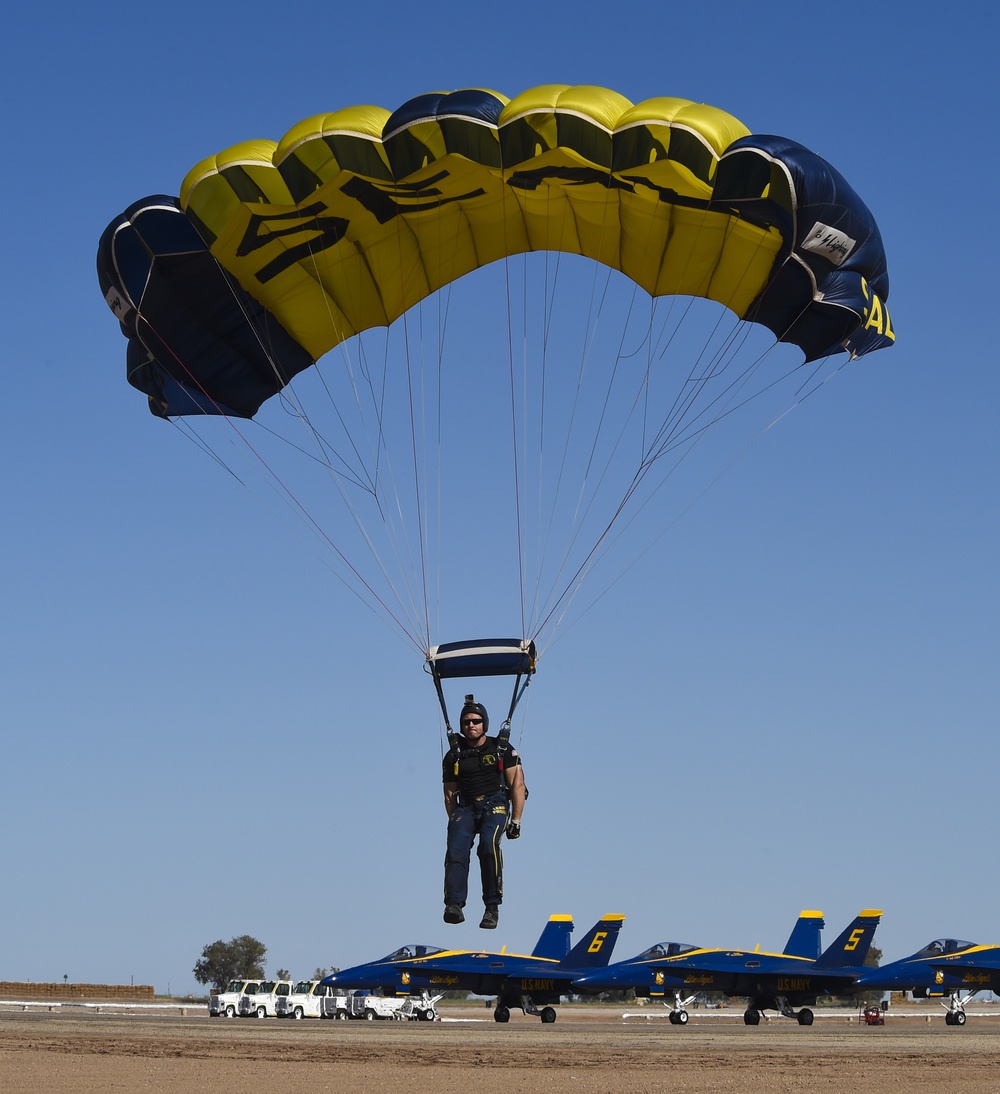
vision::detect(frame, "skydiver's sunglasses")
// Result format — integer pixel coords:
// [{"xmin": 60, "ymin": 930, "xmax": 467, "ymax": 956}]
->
[{"xmin": 461, "ymin": 718, "xmax": 483, "ymax": 726}]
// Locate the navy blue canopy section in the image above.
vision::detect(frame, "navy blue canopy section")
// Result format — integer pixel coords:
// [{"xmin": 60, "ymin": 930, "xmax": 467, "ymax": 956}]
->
[
  {"xmin": 713, "ymin": 136, "xmax": 894, "ymax": 361},
  {"xmin": 427, "ymin": 639, "xmax": 536, "ymax": 679},
  {"xmin": 97, "ymin": 196, "xmax": 313, "ymax": 419}
]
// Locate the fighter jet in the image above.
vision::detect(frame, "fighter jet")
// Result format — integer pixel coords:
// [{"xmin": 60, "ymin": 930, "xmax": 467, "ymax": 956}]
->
[
  {"xmin": 853, "ymin": 938, "xmax": 1000, "ymax": 1025},
  {"xmin": 323, "ymin": 913, "xmax": 624, "ymax": 1023},
  {"xmin": 576, "ymin": 908, "xmax": 882, "ymax": 1026},
  {"xmin": 572, "ymin": 909, "xmax": 825, "ymax": 1024}
]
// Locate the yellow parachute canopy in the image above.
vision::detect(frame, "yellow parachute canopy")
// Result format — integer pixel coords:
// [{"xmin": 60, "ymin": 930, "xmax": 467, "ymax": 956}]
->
[{"xmin": 179, "ymin": 86, "xmax": 782, "ymax": 362}]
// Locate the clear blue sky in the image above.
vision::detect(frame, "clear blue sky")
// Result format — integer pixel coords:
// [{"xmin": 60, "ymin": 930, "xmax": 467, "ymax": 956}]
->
[{"xmin": 2, "ymin": 2, "xmax": 997, "ymax": 996}]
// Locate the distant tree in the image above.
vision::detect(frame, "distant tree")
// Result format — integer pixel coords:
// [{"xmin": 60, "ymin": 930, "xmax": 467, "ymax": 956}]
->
[
  {"xmin": 276, "ymin": 968, "xmax": 290, "ymax": 980},
  {"xmin": 193, "ymin": 935, "xmax": 267, "ymax": 991},
  {"xmin": 313, "ymin": 967, "xmax": 331, "ymax": 980}
]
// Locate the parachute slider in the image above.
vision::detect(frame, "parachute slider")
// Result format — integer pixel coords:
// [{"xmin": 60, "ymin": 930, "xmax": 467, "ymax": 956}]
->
[
  {"xmin": 426, "ymin": 639, "xmax": 536, "ymax": 679},
  {"xmin": 428, "ymin": 640, "xmax": 536, "ymax": 747}
]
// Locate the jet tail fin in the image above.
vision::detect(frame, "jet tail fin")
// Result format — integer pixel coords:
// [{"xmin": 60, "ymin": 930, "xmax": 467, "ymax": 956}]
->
[
  {"xmin": 561, "ymin": 914, "xmax": 625, "ymax": 969},
  {"xmin": 816, "ymin": 909, "xmax": 882, "ymax": 968},
  {"xmin": 783, "ymin": 910, "xmax": 825, "ymax": 960},
  {"xmin": 531, "ymin": 915, "xmax": 574, "ymax": 960}
]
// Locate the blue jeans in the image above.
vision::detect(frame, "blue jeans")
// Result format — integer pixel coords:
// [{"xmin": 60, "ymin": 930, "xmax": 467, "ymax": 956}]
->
[{"xmin": 444, "ymin": 791, "xmax": 508, "ymax": 907}]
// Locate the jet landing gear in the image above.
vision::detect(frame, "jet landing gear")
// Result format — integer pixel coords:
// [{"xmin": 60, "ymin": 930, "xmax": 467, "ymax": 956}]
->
[
  {"xmin": 943, "ymin": 993, "xmax": 970, "ymax": 1026},
  {"xmin": 664, "ymin": 992, "xmax": 697, "ymax": 1025},
  {"xmin": 743, "ymin": 1003, "xmax": 813, "ymax": 1025},
  {"xmin": 494, "ymin": 998, "xmax": 557, "ymax": 1023}
]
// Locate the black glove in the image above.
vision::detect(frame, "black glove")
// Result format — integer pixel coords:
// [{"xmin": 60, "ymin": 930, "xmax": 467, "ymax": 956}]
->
[{"xmin": 506, "ymin": 820, "xmax": 521, "ymax": 840}]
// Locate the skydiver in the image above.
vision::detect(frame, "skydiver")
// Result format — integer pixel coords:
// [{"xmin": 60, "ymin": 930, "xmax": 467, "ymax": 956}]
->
[{"xmin": 442, "ymin": 697, "xmax": 526, "ymax": 929}]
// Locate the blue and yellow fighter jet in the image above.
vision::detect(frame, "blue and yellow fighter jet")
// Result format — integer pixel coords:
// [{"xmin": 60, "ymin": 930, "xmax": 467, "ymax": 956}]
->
[
  {"xmin": 322, "ymin": 913, "xmax": 624, "ymax": 1023},
  {"xmin": 575, "ymin": 909, "xmax": 882, "ymax": 1026},
  {"xmin": 852, "ymin": 938, "xmax": 1000, "ymax": 1025},
  {"xmin": 571, "ymin": 910, "xmax": 825, "ymax": 1025}
]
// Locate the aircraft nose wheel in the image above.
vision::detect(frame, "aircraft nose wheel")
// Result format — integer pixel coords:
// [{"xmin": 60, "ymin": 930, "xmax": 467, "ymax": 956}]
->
[
  {"xmin": 796, "ymin": 1009, "xmax": 814, "ymax": 1026},
  {"xmin": 945, "ymin": 1011, "xmax": 966, "ymax": 1026},
  {"xmin": 668, "ymin": 1010, "xmax": 689, "ymax": 1025},
  {"xmin": 540, "ymin": 1007, "xmax": 557, "ymax": 1024},
  {"xmin": 494, "ymin": 1005, "xmax": 511, "ymax": 1023},
  {"xmin": 743, "ymin": 1009, "xmax": 761, "ymax": 1025}
]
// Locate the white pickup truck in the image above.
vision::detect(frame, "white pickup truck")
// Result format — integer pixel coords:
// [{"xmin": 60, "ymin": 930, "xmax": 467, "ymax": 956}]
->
[
  {"xmin": 238, "ymin": 979, "xmax": 294, "ymax": 1017},
  {"xmin": 209, "ymin": 979, "xmax": 262, "ymax": 1018},
  {"xmin": 276, "ymin": 980, "xmax": 346, "ymax": 1019}
]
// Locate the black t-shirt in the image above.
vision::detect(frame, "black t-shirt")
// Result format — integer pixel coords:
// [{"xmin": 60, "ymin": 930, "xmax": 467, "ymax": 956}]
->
[{"xmin": 442, "ymin": 735, "xmax": 521, "ymax": 798}]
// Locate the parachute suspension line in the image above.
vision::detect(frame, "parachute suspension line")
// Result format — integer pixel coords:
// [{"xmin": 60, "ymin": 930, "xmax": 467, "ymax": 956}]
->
[
  {"xmin": 502, "ymin": 242, "xmax": 529, "ymax": 643},
  {"xmin": 209, "ymin": 230, "xmax": 436, "ymax": 646},
  {"xmin": 529, "ymin": 270, "xmax": 642, "ymax": 641},
  {"xmin": 497, "ymin": 165, "xmax": 539, "ymax": 643},
  {"xmin": 531, "ymin": 243, "xmax": 563, "ymax": 634},
  {"xmin": 524, "ymin": 256, "xmax": 614, "ymax": 640},
  {"xmin": 292, "ymin": 229, "xmax": 436, "ymax": 646},
  {"xmin": 528, "ymin": 218, "xmax": 795, "ymax": 643},
  {"xmin": 169, "ymin": 417, "xmax": 249, "ymax": 485},
  {"xmin": 254, "ymin": 413, "xmax": 371, "ymax": 493},
  {"xmin": 398, "ymin": 307, "xmax": 427, "ymax": 645},
  {"xmin": 538, "ymin": 329, "xmax": 844, "ymax": 647},
  {"xmin": 531, "ymin": 199, "xmax": 739, "ymax": 640},
  {"xmin": 641, "ymin": 317, "xmax": 756, "ymax": 468},
  {"xmin": 172, "ymin": 410, "xmax": 422, "ymax": 645},
  {"xmin": 275, "ymin": 201, "xmax": 439, "ymax": 654},
  {"xmin": 269, "ymin": 337, "xmax": 431, "ymax": 647},
  {"xmin": 544, "ymin": 354, "xmax": 847, "ymax": 653},
  {"xmin": 395, "ymin": 218, "xmax": 436, "ymax": 652},
  {"xmin": 637, "ymin": 212, "xmax": 793, "ymax": 470},
  {"xmin": 429, "ymin": 283, "xmax": 449, "ymax": 653},
  {"xmin": 137, "ymin": 311, "xmax": 427, "ymax": 656}
]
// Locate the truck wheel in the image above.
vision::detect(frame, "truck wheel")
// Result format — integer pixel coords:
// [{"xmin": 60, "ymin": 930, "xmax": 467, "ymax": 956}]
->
[
  {"xmin": 336, "ymin": 1009, "xmax": 348, "ymax": 1020},
  {"xmin": 256, "ymin": 1006, "xmax": 267, "ymax": 1018},
  {"xmin": 293, "ymin": 1006, "xmax": 304, "ymax": 1020},
  {"xmin": 225, "ymin": 1005, "xmax": 236, "ymax": 1018},
  {"xmin": 365, "ymin": 1010, "xmax": 376, "ymax": 1021}
]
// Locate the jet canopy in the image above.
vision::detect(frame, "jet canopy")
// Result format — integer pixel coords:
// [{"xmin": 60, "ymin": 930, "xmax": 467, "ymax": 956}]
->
[
  {"xmin": 380, "ymin": 945, "xmax": 446, "ymax": 962},
  {"xmin": 915, "ymin": 938, "xmax": 975, "ymax": 957}
]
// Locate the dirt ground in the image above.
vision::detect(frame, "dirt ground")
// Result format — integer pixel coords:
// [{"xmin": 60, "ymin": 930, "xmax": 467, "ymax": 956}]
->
[{"xmin": 2, "ymin": 1004, "xmax": 998, "ymax": 1093}]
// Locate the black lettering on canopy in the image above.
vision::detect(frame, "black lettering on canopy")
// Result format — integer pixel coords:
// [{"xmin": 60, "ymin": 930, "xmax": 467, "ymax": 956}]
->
[
  {"xmin": 236, "ymin": 203, "xmax": 350, "ymax": 284},
  {"xmin": 341, "ymin": 173, "xmax": 487, "ymax": 224}
]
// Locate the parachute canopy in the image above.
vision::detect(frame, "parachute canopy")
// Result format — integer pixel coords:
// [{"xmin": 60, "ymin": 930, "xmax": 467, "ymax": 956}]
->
[{"xmin": 100, "ymin": 85, "xmax": 893, "ymax": 423}]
